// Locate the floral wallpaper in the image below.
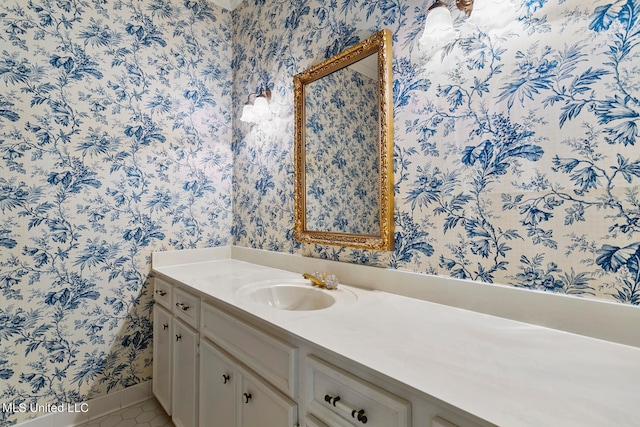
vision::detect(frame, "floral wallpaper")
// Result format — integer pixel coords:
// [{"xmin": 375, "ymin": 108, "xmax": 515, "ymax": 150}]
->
[
  {"xmin": 233, "ymin": 0, "xmax": 640, "ymax": 306},
  {"xmin": 0, "ymin": 0, "xmax": 639, "ymax": 424},
  {"xmin": 0, "ymin": 0, "xmax": 232, "ymax": 424},
  {"xmin": 305, "ymin": 67, "xmax": 379, "ymax": 234}
]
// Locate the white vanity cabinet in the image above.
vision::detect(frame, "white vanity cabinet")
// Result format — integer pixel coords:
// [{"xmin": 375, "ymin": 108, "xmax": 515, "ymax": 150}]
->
[
  {"xmin": 153, "ymin": 278, "xmax": 200, "ymax": 427},
  {"xmin": 154, "ymin": 275, "xmax": 299, "ymax": 427},
  {"xmin": 199, "ymin": 337, "xmax": 298, "ymax": 427},
  {"xmin": 153, "ymin": 273, "xmax": 483, "ymax": 427},
  {"xmin": 199, "ymin": 301, "xmax": 298, "ymax": 427},
  {"xmin": 150, "ymin": 253, "xmax": 640, "ymax": 427}
]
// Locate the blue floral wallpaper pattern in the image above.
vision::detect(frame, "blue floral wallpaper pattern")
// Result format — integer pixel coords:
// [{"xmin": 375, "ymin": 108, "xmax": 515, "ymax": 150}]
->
[
  {"xmin": 232, "ymin": 0, "xmax": 640, "ymax": 305},
  {"xmin": 0, "ymin": 0, "xmax": 232, "ymax": 424},
  {"xmin": 305, "ymin": 67, "xmax": 379, "ymax": 234},
  {"xmin": 1, "ymin": 0, "xmax": 639, "ymax": 424}
]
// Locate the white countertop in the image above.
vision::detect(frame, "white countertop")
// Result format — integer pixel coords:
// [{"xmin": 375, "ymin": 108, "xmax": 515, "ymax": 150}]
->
[{"xmin": 152, "ymin": 256, "xmax": 640, "ymax": 427}]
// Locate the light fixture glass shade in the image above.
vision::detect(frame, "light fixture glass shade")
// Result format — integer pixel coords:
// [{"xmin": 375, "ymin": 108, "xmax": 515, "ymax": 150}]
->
[
  {"xmin": 252, "ymin": 96, "xmax": 271, "ymax": 122},
  {"xmin": 240, "ymin": 104, "xmax": 256, "ymax": 123},
  {"xmin": 468, "ymin": 0, "xmax": 517, "ymax": 29},
  {"xmin": 418, "ymin": 4, "xmax": 456, "ymax": 55}
]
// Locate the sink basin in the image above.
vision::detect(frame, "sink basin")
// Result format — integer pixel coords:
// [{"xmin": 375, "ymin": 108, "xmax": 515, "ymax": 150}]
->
[
  {"xmin": 237, "ymin": 280, "xmax": 357, "ymax": 311},
  {"xmin": 243, "ymin": 284, "xmax": 335, "ymax": 310}
]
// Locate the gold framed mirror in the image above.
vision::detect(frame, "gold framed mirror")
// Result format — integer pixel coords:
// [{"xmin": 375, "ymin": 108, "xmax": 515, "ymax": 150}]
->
[{"xmin": 293, "ymin": 29, "xmax": 393, "ymax": 250}]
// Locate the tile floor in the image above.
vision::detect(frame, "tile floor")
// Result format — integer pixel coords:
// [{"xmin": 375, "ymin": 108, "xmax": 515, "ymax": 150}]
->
[{"xmin": 76, "ymin": 398, "xmax": 174, "ymax": 427}]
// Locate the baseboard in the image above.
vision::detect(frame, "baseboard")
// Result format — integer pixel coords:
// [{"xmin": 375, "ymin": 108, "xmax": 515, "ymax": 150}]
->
[{"xmin": 14, "ymin": 381, "xmax": 152, "ymax": 427}]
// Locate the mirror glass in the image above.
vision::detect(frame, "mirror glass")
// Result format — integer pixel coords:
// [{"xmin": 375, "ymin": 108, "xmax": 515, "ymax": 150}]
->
[
  {"xmin": 304, "ymin": 54, "xmax": 379, "ymax": 235},
  {"xmin": 293, "ymin": 29, "xmax": 393, "ymax": 250}
]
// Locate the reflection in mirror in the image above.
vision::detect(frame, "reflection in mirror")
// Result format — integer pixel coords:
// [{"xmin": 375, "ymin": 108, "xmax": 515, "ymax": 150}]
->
[
  {"xmin": 293, "ymin": 29, "xmax": 393, "ymax": 250},
  {"xmin": 304, "ymin": 55, "xmax": 379, "ymax": 234}
]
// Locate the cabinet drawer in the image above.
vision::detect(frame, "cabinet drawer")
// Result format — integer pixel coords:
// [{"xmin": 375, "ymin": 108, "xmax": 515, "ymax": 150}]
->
[
  {"xmin": 432, "ymin": 417, "xmax": 460, "ymax": 427},
  {"xmin": 306, "ymin": 355, "xmax": 410, "ymax": 427},
  {"xmin": 153, "ymin": 277, "xmax": 173, "ymax": 309},
  {"xmin": 173, "ymin": 287, "xmax": 200, "ymax": 329},
  {"xmin": 305, "ymin": 414, "xmax": 330, "ymax": 427},
  {"xmin": 201, "ymin": 302, "xmax": 297, "ymax": 398}
]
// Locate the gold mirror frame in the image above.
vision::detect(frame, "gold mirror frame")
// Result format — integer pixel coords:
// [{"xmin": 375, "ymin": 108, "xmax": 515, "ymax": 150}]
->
[{"xmin": 293, "ymin": 29, "xmax": 393, "ymax": 250}]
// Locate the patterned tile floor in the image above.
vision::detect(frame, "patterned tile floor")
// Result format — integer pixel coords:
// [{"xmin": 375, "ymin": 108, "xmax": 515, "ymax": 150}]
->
[{"xmin": 77, "ymin": 398, "xmax": 174, "ymax": 427}]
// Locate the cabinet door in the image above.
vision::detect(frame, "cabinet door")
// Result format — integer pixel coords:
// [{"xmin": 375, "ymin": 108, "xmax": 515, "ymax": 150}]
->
[
  {"xmin": 237, "ymin": 366, "xmax": 297, "ymax": 427},
  {"xmin": 199, "ymin": 338, "xmax": 235, "ymax": 427},
  {"xmin": 152, "ymin": 304, "xmax": 172, "ymax": 415},
  {"xmin": 172, "ymin": 318, "xmax": 199, "ymax": 427}
]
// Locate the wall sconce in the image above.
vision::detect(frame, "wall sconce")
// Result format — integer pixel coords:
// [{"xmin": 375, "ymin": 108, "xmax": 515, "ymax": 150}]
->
[
  {"xmin": 418, "ymin": 0, "xmax": 457, "ymax": 55},
  {"xmin": 468, "ymin": 0, "xmax": 517, "ymax": 29},
  {"xmin": 240, "ymin": 86, "xmax": 272, "ymax": 123},
  {"xmin": 418, "ymin": 0, "xmax": 516, "ymax": 57}
]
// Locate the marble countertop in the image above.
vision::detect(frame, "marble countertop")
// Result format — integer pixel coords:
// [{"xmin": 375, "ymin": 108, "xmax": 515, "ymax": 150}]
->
[{"xmin": 152, "ymin": 256, "xmax": 640, "ymax": 427}]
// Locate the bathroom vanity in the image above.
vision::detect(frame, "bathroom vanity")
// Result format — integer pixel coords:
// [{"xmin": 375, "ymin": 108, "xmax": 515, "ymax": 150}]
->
[{"xmin": 151, "ymin": 246, "xmax": 640, "ymax": 427}]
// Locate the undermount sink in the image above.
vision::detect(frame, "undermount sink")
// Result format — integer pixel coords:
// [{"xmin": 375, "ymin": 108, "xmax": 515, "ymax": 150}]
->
[{"xmin": 237, "ymin": 280, "xmax": 357, "ymax": 311}]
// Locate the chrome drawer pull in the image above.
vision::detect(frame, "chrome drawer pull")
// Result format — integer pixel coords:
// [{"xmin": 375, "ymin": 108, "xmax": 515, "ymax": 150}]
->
[
  {"xmin": 324, "ymin": 394, "xmax": 368, "ymax": 424},
  {"xmin": 155, "ymin": 290, "xmax": 167, "ymax": 296},
  {"xmin": 175, "ymin": 302, "xmax": 190, "ymax": 311}
]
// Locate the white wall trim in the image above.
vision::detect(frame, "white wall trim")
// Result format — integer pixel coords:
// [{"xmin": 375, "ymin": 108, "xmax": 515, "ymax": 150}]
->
[{"xmin": 15, "ymin": 381, "xmax": 152, "ymax": 427}]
